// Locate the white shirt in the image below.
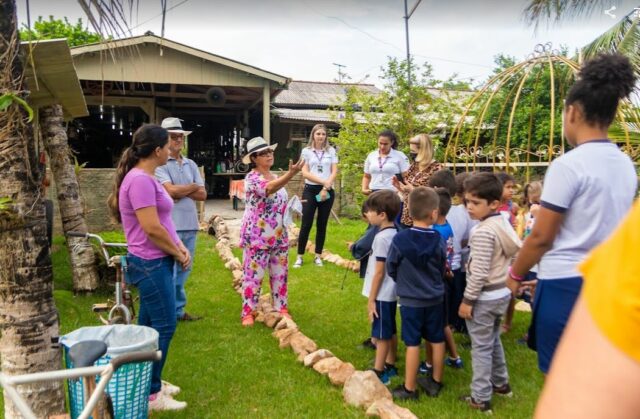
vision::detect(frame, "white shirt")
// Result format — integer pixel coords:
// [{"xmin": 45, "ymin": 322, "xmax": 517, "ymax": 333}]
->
[
  {"xmin": 364, "ymin": 149, "xmax": 410, "ymax": 191},
  {"xmin": 538, "ymin": 141, "xmax": 637, "ymax": 280},
  {"xmin": 446, "ymin": 204, "xmax": 476, "ymax": 271},
  {"xmin": 301, "ymin": 146, "xmax": 338, "ymax": 185},
  {"xmin": 362, "ymin": 227, "xmax": 397, "ymax": 302}
]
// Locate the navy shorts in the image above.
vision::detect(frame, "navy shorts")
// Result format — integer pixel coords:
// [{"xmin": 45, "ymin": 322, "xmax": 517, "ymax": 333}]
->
[
  {"xmin": 371, "ymin": 300, "xmax": 397, "ymax": 340},
  {"xmin": 532, "ymin": 277, "xmax": 582, "ymax": 373},
  {"xmin": 400, "ymin": 303, "xmax": 445, "ymax": 346}
]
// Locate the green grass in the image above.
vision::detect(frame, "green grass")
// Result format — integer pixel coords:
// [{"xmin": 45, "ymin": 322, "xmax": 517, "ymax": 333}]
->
[{"xmin": 3, "ymin": 220, "xmax": 543, "ymax": 418}]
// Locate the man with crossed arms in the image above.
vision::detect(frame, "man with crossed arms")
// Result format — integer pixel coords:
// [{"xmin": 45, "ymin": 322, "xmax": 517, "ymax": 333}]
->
[{"xmin": 156, "ymin": 117, "xmax": 206, "ymax": 321}]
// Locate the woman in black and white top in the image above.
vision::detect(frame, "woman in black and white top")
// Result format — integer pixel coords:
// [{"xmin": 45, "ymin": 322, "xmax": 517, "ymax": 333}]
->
[
  {"xmin": 294, "ymin": 124, "xmax": 339, "ymax": 268},
  {"xmin": 361, "ymin": 130, "xmax": 410, "ymax": 195}
]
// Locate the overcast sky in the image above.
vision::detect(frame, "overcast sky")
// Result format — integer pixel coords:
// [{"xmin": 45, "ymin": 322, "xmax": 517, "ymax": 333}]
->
[{"xmin": 17, "ymin": 0, "xmax": 640, "ymax": 87}]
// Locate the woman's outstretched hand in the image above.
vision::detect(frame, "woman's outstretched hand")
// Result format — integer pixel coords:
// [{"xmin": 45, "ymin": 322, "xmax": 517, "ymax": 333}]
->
[{"xmin": 289, "ymin": 158, "xmax": 305, "ymax": 174}]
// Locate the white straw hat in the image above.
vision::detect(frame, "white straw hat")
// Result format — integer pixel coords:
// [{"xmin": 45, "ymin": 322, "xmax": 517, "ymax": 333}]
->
[
  {"xmin": 242, "ymin": 137, "xmax": 278, "ymax": 164},
  {"xmin": 161, "ymin": 117, "xmax": 192, "ymax": 136}
]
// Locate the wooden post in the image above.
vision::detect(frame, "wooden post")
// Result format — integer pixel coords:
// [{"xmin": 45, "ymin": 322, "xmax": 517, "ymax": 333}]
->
[{"xmin": 263, "ymin": 82, "xmax": 270, "ymax": 143}]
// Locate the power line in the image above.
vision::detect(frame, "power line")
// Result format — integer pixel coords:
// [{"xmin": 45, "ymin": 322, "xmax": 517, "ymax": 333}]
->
[
  {"xmin": 130, "ymin": 0, "xmax": 190, "ymax": 31},
  {"xmin": 302, "ymin": 1, "xmax": 494, "ymax": 70}
]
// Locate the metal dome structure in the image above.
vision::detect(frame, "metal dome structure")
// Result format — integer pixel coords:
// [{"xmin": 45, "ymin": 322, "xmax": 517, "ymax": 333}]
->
[{"xmin": 444, "ymin": 43, "xmax": 640, "ymax": 180}]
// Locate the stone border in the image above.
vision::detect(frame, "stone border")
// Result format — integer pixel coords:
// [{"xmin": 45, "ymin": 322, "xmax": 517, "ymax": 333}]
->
[{"xmin": 206, "ymin": 215, "xmax": 417, "ymax": 418}]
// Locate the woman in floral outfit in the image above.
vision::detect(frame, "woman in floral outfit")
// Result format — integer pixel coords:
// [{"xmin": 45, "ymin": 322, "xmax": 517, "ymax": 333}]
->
[{"xmin": 239, "ymin": 137, "xmax": 304, "ymax": 326}]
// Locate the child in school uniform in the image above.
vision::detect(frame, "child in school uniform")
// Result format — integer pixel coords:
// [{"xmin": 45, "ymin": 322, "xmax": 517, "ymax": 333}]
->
[
  {"xmin": 459, "ymin": 172, "xmax": 521, "ymax": 413},
  {"xmin": 362, "ymin": 190, "xmax": 402, "ymax": 384},
  {"xmin": 387, "ymin": 187, "xmax": 446, "ymax": 399}
]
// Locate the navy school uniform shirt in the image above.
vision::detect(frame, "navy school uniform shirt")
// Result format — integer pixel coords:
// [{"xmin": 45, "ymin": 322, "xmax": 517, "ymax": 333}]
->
[{"xmin": 386, "ymin": 227, "xmax": 446, "ymax": 307}]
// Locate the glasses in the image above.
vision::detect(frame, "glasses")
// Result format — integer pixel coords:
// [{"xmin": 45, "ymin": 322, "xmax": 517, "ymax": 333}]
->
[
  {"xmin": 170, "ymin": 134, "xmax": 184, "ymax": 141},
  {"xmin": 256, "ymin": 149, "xmax": 274, "ymax": 157}
]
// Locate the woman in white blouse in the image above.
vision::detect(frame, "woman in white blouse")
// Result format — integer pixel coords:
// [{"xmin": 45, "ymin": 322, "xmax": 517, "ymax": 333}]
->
[
  {"xmin": 361, "ymin": 130, "xmax": 410, "ymax": 195},
  {"xmin": 294, "ymin": 124, "xmax": 339, "ymax": 268}
]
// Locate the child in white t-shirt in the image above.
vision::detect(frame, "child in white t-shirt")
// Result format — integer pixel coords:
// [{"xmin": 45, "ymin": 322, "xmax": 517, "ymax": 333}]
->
[{"xmin": 362, "ymin": 190, "xmax": 401, "ymax": 385}]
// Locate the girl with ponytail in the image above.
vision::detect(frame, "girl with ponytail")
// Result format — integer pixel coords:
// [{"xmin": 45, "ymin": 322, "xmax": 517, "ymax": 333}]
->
[
  {"xmin": 108, "ymin": 124, "xmax": 189, "ymax": 410},
  {"xmin": 505, "ymin": 53, "xmax": 637, "ymax": 378}
]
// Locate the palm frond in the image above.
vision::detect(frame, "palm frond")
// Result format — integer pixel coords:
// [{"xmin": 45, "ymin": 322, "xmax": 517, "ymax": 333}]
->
[
  {"xmin": 76, "ymin": 0, "xmax": 138, "ymax": 39},
  {"xmin": 580, "ymin": 10, "xmax": 640, "ymax": 76},
  {"xmin": 524, "ymin": 0, "xmax": 616, "ymax": 27}
]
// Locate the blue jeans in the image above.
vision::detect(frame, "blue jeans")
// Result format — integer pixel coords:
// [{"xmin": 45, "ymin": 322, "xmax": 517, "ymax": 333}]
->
[
  {"xmin": 175, "ymin": 230, "xmax": 197, "ymax": 318},
  {"xmin": 125, "ymin": 254, "xmax": 176, "ymax": 395}
]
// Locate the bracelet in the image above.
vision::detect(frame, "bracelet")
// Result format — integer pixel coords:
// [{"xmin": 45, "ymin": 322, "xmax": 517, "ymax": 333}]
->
[{"xmin": 508, "ymin": 266, "xmax": 524, "ymax": 282}]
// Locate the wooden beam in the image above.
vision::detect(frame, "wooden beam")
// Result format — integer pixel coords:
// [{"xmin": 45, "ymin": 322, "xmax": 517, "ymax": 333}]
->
[
  {"xmin": 84, "ymin": 95, "xmax": 154, "ymax": 119},
  {"xmin": 170, "ymin": 84, "xmax": 176, "ymax": 111},
  {"xmin": 155, "ymin": 101, "xmax": 246, "ymax": 109},
  {"xmin": 263, "ymin": 82, "xmax": 270, "ymax": 143}
]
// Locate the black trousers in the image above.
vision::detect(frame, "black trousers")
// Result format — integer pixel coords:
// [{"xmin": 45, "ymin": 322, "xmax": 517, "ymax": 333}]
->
[{"xmin": 297, "ymin": 184, "xmax": 335, "ymax": 255}]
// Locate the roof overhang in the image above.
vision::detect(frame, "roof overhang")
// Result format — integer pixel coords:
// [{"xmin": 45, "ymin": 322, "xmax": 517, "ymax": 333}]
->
[
  {"xmin": 21, "ymin": 39, "xmax": 88, "ymax": 119},
  {"xmin": 71, "ymin": 35, "xmax": 290, "ymax": 86}
]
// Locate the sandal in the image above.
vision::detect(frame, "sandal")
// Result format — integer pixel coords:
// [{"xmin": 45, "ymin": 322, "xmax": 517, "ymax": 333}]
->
[
  {"xmin": 241, "ymin": 314, "xmax": 254, "ymax": 327},
  {"xmin": 279, "ymin": 308, "xmax": 292, "ymax": 319}
]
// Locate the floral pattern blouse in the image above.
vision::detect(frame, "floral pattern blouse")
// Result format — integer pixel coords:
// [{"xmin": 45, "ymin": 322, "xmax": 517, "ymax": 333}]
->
[
  {"xmin": 400, "ymin": 161, "xmax": 443, "ymax": 226},
  {"xmin": 239, "ymin": 170, "xmax": 289, "ymax": 249}
]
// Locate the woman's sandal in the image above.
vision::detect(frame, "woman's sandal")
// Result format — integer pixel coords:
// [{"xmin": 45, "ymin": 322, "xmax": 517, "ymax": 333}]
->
[
  {"xmin": 242, "ymin": 314, "xmax": 255, "ymax": 327},
  {"xmin": 279, "ymin": 308, "xmax": 292, "ymax": 319}
]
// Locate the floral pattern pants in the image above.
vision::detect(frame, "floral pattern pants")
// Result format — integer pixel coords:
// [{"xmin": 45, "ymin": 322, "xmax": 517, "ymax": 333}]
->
[{"xmin": 241, "ymin": 246, "xmax": 289, "ymax": 318}]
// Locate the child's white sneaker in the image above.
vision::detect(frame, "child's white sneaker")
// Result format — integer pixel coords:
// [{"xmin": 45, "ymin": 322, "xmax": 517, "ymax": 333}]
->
[
  {"xmin": 314, "ymin": 256, "xmax": 323, "ymax": 267},
  {"xmin": 293, "ymin": 256, "xmax": 303, "ymax": 268},
  {"xmin": 148, "ymin": 392, "xmax": 187, "ymax": 411}
]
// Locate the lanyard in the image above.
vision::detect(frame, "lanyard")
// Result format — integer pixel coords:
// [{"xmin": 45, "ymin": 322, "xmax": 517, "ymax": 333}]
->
[
  {"xmin": 313, "ymin": 150, "xmax": 325, "ymax": 163},
  {"xmin": 377, "ymin": 153, "xmax": 390, "ymax": 171}
]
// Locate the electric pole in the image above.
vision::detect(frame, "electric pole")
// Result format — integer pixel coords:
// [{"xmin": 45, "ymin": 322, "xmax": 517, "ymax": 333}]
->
[{"xmin": 404, "ymin": 0, "xmax": 422, "ymax": 87}]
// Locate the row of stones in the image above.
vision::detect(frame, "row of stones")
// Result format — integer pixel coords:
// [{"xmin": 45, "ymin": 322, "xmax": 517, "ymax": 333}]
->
[{"xmin": 206, "ymin": 215, "xmax": 417, "ymax": 418}]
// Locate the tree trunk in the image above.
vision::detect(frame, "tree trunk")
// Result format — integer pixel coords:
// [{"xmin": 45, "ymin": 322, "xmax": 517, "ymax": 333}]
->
[
  {"xmin": 0, "ymin": 1, "xmax": 66, "ymax": 417},
  {"xmin": 41, "ymin": 104, "xmax": 100, "ymax": 292}
]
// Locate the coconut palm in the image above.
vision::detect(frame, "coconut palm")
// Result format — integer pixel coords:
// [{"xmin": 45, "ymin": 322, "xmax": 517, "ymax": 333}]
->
[
  {"xmin": 40, "ymin": 105, "xmax": 100, "ymax": 292},
  {"xmin": 0, "ymin": 2, "xmax": 66, "ymax": 417},
  {"xmin": 0, "ymin": 0, "xmax": 144, "ymax": 415},
  {"xmin": 525, "ymin": 1, "xmax": 640, "ymax": 74}
]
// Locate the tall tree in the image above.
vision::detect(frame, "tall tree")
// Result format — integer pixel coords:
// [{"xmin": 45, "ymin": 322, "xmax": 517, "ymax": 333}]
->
[
  {"xmin": 41, "ymin": 104, "xmax": 100, "ymax": 291},
  {"xmin": 22, "ymin": 16, "xmax": 101, "ymax": 291},
  {"xmin": 0, "ymin": 1, "xmax": 65, "ymax": 417}
]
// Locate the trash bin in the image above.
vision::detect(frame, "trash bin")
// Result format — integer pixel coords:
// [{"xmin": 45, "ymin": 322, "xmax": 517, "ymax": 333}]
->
[{"xmin": 61, "ymin": 325, "xmax": 159, "ymax": 419}]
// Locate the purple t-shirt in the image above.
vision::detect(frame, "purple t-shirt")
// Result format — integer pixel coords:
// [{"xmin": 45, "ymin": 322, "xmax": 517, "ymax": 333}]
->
[{"xmin": 119, "ymin": 168, "xmax": 180, "ymax": 260}]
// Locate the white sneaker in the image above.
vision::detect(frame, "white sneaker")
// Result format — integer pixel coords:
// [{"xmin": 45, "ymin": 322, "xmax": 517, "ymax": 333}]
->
[
  {"xmin": 293, "ymin": 256, "xmax": 303, "ymax": 268},
  {"xmin": 314, "ymin": 256, "xmax": 323, "ymax": 267},
  {"xmin": 148, "ymin": 392, "xmax": 187, "ymax": 411},
  {"xmin": 161, "ymin": 380, "xmax": 181, "ymax": 396}
]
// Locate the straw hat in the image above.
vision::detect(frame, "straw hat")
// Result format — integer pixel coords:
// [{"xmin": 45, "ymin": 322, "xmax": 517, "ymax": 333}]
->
[
  {"xmin": 161, "ymin": 117, "xmax": 192, "ymax": 136},
  {"xmin": 242, "ymin": 137, "xmax": 278, "ymax": 164}
]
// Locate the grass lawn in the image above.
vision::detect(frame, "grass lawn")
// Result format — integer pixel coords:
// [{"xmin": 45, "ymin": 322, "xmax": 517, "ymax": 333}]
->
[{"xmin": 2, "ymin": 219, "xmax": 543, "ymax": 418}]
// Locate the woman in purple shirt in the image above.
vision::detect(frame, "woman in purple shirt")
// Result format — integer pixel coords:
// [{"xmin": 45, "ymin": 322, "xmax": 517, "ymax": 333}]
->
[{"xmin": 108, "ymin": 124, "xmax": 190, "ymax": 411}]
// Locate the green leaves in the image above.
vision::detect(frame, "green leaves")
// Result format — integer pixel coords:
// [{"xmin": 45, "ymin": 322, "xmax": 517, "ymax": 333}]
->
[
  {"xmin": 0, "ymin": 197, "xmax": 14, "ymax": 212},
  {"xmin": 0, "ymin": 93, "xmax": 34, "ymax": 122}
]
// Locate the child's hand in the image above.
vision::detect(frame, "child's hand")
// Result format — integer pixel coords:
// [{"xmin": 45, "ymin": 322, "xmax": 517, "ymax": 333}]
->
[
  {"xmin": 445, "ymin": 268, "xmax": 454, "ymax": 281},
  {"xmin": 458, "ymin": 302, "xmax": 473, "ymax": 319},
  {"xmin": 367, "ymin": 300, "xmax": 378, "ymax": 323},
  {"xmin": 346, "ymin": 241, "xmax": 354, "ymax": 251}
]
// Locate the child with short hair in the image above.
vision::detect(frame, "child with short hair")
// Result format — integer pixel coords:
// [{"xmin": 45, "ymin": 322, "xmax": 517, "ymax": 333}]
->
[
  {"xmin": 459, "ymin": 172, "xmax": 521, "ymax": 413},
  {"xmin": 362, "ymin": 190, "xmax": 401, "ymax": 385},
  {"xmin": 447, "ymin": 172, "xmax": 476, "ymax": 334},
  {"xmin": 387, "ymin": 187, "xmax": 446, "ymax": 399},
  {"xmin": 496, "ymin": 172, "xmax": 518, "ymax": 229},
  {"xmin": 432, "ymin": 188, "xmax": 464, "ymax": 369}
]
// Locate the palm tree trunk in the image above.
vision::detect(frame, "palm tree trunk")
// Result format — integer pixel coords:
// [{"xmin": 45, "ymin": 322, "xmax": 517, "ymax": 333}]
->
[
  {"xmin": 41, "ymin": 104, "xmax": 100, "ymax": 292},
  {"xmin": 0, "ymin": 1, "xmax": 65, "ymax": 417}
]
